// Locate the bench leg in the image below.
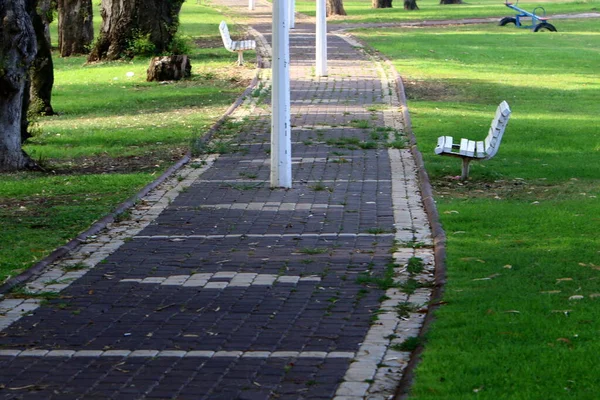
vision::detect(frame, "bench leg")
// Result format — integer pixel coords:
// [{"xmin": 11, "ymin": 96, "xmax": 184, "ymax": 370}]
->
[
  {"xmin": 461, "ymin": 158, "xmax": 471, "ymax": 181},
  {"xmin": 237, "ymin": 51, "xmax": 244, "ymax": 65}
]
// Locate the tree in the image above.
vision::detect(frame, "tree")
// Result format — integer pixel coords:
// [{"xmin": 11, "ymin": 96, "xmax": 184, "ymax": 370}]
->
[
  {"xmin": 57, "ymin": 0, "xmax": 93, "ymax": 56},
  {"xmin": 88, "ymin": 0, "xmax": 185, "ymax": 62},
  {"xmin": 29, "ymin": 0, "xmax": 55, "ymax": 115},
  {"xmin": 440, "ymin": 0, "xmax": 462, "ymax": 3},
  {"xmin": 372, "ymin": 0, "xmax": 392, "ymax": 8},
  {"xmin": 0, "ymin": 0, "xmax": 38, "ymax": 171},
  {"xmin": 326, "ymin": 0, "xmax": 346, "ymax": 16},
  {"xmin": 404, "ymin": 0, "xmax": 419, "ymax": 10}
]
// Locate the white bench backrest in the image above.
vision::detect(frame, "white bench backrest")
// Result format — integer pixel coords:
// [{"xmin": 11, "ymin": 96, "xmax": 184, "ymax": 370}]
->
[
  {"xmin": 219, "ymin": 21, "xmax": 233, "ymax": 51},
  {"xmin": 483, "ymin": 100, "xmax": 511, "ymax": 159}
]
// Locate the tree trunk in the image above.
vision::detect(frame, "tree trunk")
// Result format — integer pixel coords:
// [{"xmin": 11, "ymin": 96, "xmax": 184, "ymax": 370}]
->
[
  {"xmin": 0, "ymin": 0, "xmax": 38, "ymax": 171},
  {"xmin": 404, "ymin": 0, "xmax": 419, "ymax": 9},
  {"xmin": 29, "ymin": 0, "xmax": 55, "ymax": 115},
  {"xmin": 440, "ymin": 0, "xmax": 462, "ymax": 3},
  {"xmin": 147, "ymin": 56, "xmax": 191, "ymax": 82},
  {"xmin": 57, "ymin": 0, "xmax": 93, "ymax": 56},
  {"xmin": 88, "ymin": 0, "xmax": 184, "ymax": 62},
  {"xmin": 326, "ymin": 0, "xmax": 346, "ymax": 16},
  {"xmin": 372, "ymin": 0, "xmax": 393, "ymax": 8},
  {"xmin": 38, "ymin": 0, "xmax": 54, "ymax": 44}
]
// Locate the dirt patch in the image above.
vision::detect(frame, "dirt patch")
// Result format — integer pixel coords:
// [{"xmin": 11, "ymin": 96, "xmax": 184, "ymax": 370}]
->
[
  {"xmin": 404, "ymin": 79, "xmax": 458, "ymax": 101},
  {"xmin": 194, "ymin": 37, "xmax": 224, "ymax": 49},
  {"xmin": 433, "ymin": 178, "xmax": 533, "ymax": 200},
  {"xmin": 41, "ymin": 147, "xmax": 188, "ymax": 175},
  {"xmin": 431, "ymin": 177, "xmax": 596, "ymax": 202}
]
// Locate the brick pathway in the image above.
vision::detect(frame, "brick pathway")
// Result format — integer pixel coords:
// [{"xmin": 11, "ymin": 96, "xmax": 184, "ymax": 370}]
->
[{"xmin": 0, "ymin": 1, "xmax": 434, "ymax": 399}]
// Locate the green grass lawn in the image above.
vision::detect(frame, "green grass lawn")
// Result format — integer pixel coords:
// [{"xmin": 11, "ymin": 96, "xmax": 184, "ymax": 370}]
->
[
  {"xmin": 0, "ymin": 2, "xmax": 254, "ymax": 281},
  {"xmin": 357, "ymin": 19, "xmax": 600, "ymax": 399},
  {"xmin": 295, "ymin": 0, "xmax": 599, "ymax": 23}
]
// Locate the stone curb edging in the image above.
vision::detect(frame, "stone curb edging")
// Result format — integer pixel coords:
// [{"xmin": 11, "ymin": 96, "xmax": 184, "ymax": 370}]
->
[
  {"xmin": 332, "ymin": 29, "xmax": 446, "ymax": 399},
  {"xmin": 332, "ymin": 28, "xmax": 448, "ymax": 399},
  {"xmin": 0, "ymin": 48, "xmax": 264, "ymax": 297},
  {"xmin": 389, "ymin": 64, "xmax": 448, "ymax": 400}
]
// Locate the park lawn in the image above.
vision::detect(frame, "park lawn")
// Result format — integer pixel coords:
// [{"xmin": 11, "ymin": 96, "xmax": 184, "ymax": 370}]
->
[
  {"xmin": 0, "ymin": 2, "xmax": 255, "ymax": 282},
  {"xmin": 357, "ymin": 19, "xmax": 600, "ymax": 399},
  {"xmin": 295, "ymin": 0, "xmax": 599, "ymax": 23}
]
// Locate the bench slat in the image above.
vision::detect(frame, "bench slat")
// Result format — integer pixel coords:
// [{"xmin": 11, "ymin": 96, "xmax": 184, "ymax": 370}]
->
[
  {"xmin": 434, "ymin": 136, "xmax": 455, "ymax": 155},
  {"xmin": 476, "ymin": 141, "xmax": 485, "ymax": 157},
  {"xmin": 459, "ymin": 138, "xmax": 470, "ymax": 156}
]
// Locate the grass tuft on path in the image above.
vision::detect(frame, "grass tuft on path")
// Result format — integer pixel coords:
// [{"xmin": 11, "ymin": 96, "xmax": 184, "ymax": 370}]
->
[{"xmin": 358, "ymin": 18, "xmax": 600, "ymax": 399}]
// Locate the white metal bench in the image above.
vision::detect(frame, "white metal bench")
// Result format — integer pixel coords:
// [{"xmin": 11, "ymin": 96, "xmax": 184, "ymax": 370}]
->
[
  {"xmin": 219, "ymin": 21, "xmax": 256, "ymax": 65},
  {"xmin": 434, "ymin": 101, "xmax": 511, "ymax": 180}
]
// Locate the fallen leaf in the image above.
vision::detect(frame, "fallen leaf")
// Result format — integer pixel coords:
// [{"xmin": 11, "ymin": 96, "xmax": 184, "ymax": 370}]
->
[
  {"xmin": 503, "ymin": 264, "xmax": 512, "ymax": 269},
  {"xmin": 589, "ymin": 293, "xmax": 600, "ymax": 299},
  {"xmin": 540, "ymin": 290, "xmax": 561, "ymax": 294},
  {"xmin": 503, "ymin": 310, "xmax": 520, "ymax": 314},
  {"xmin": 569, "ymin": 295, "xmax": 584, "ymax": 301},
  {"xmin": 551, "ymin": 310, "xmax": 572, "ymax": 316},
  {"xmin": 556, "ymin": 278, "xmax": 573, "ymax": 283},
  {"xmin": 473, "ymin": 273, "xmax": 500, "ymax": 281},
  {"xmin": 461, "ymin": 257, "xmax": 485, "ymax": 263},
  {"xmin": 444, "ymin": 210, "xmax": 459, "ymax": 214},
  {"xmin": 557, "ymin": 338, "xmax": 572, "ymax": 344}
]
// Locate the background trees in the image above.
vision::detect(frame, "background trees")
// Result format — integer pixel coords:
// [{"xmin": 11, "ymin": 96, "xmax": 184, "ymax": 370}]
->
[
  {"xmin": 88, "ymin": 0, "xmax": 185, "ymax": 61},
  {"xmin": 29, "ymin": 0, "xmax": 55, "ymax": 115},
  {"xmin": 57, "ymin": 0, "xmax": 94, "ymax": 56},
  {"xmin": 372, "ymin": 0, "xmax": 393, "ymax": 9},
  {"xmin": 326, "ymin": 0, "xmax": 347, "ymax": 16}
]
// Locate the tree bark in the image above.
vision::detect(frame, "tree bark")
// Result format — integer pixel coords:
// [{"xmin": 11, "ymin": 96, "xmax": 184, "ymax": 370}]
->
[
  {"xmin": 404, "ymin": 0, "xmax": 419, "ymax": 9},
  {"xmin": 57, "ymin": 0, "xmax": 93, "ymax": 56},
  {"xmin": 326, "ymin": 0, "xmax": 346, "ymax": 16},
  {"xmin": 29, "ymin": 0, "xmax": 55, "ymax": 115},
  {"xmin": 88, "ymin": 0, "xmax": 184, "ymax": 62},
  {"xmin": 0, "ymin": 0, "xmax": 38, "ymax": 171},
  {"xmin": 372, "ymin": 0, "xmax": 393, "ymax": 8}
]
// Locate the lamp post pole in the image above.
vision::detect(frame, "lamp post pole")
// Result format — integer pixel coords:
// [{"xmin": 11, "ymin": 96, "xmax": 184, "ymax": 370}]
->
[
  {"xmin": 271, "ymin": 0, "xmax": 292, "ymax": 188},
  {"xmin": 316, "ymin": 0, "xmax": 327, "ymax": 76},
  {"xmin": 289, "ymin": 0, "xmax": 295, "ymax": 29}
]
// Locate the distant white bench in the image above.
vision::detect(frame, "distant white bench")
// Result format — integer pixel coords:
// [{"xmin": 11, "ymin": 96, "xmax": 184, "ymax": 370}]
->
[
  {"xmin": 219, "ymin": 21, "xmax": 256, "ymax": 65},
  {"xmin": 434, "ymin": 101, "xmax": 511, "ymax": 180}
]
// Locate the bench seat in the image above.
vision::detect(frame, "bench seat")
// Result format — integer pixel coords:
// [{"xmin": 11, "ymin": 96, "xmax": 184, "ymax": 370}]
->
[
  {"xmin": 434, "ymin": 101, "xmax": 511, "ymax": 180},
  {"xmin": 219, "ymin": 21, "xmax": 256, "ymax": 65}
]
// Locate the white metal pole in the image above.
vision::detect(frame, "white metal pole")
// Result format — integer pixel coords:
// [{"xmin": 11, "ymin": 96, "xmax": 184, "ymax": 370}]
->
[
  {"xmin": 271, "ymin": 0, "xmax": 292, "ymax": 189},
  {"xmin": 316, "ymin": 0, "xmax": 327, "ymax": 76},
  {"xmin": 289, "ymin": 0, "xmax": 295, "ymax": 29},
  {"xmin": 249, "ymin": 0, "xmax": 255, "ymax": 10}
]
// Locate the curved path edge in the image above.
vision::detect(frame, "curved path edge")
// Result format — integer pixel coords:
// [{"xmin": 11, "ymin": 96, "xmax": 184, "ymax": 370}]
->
[{"xmin": 0, "ymin": 57, "xmax": 263, "ymax": 296}]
